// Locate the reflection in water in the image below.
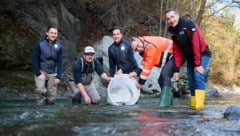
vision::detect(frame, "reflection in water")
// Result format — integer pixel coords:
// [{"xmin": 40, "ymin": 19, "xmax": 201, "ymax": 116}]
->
[
  {"xmin": 136, "ymin": 112, "xmax": 173, "ymax": 136},
  {"xmin": 0, "ymin": 96, "xmax": 240, "ymax": 135}
]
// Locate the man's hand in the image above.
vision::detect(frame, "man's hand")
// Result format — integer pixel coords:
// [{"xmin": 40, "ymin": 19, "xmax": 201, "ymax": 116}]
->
[
  {"xmin": 129, "ymin": 72, "xmax": 137, "ymax": 78},
  {"xmin": 194, "ymin": 66, "xmax": 204, "ymax": 74},
  {"xmin": 116, "ymin": 69, "xmax": 123, "ymax": 75},
  {"xmin": 135, "ymin": 82, "xmax": 141, "ymax": 90},
  {"xmin": 55, "ymin": 78, "xmax": 61, "ymax": 84},
  {"xmin": 173, "ymin": 72, "xmax": 180, "ymax": 81},
  {"xmin": 108, "ymin": 77, "xmax": 113, "ymax": 81},
  {"xmin": 83, "ymin": 95, "xmax": 91, "ymax": 105},
  {"xmin": 38, "ymin": 73, "xmax": 46, "ymax": 80},
  {"xmin": 101, "ymin": 73, "xmax": 112, "ymax": 82},
  {"xmin": 76, "ymin": 83, "xmax": 91, "ymax": 105}
]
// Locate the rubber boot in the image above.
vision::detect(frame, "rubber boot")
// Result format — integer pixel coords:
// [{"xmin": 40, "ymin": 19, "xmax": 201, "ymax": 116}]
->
[
  {"xmin": 170, "ymin": 92, "xmax": 173, "ymax": 105},
  {"xmin": 190, "ymin": 96, "xmax": 196, "ymax": 109},
  {"xmin": 158, "ymin": 86, "xmax": 173, "ymax": 107},
  {"xmin": 35, "ymin": 91, "xmax": 46, "ymax": 105},
  {"xmin": 72, "ymin": 94, "xmax": 82, "ymax": 105},
  {"xmin": 193, "ymin": 89, "xmax": 205, "ymax": 110}
]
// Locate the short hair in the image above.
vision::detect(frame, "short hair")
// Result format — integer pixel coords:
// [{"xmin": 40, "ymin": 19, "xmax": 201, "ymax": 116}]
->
[
  {"xmin": 131, "ymin": 37, "xmax": 139, "ymax": 42},
  {"xmin": 164, "ymin": 8, "xmax": 178, "ymax": 14},
  {"xmin": 47, "ymin": 26, "xmax": 57, "ymax": 32},
  {"xmin": 131, "ymin": 37, "xmax": 142, "ymax": 45},
  {"xmin": 111, "ymin": 26, "xmax": 122, "ymax": 33}
]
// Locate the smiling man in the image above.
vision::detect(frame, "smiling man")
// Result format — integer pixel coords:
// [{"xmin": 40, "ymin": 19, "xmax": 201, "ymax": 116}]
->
[
  {"xmin": 32, "ymin": 26, "xmax": 63, "ymax": 105},
  {"xmin": 108, "ymin": 26, "xmax": 138, "ymax": 77},
  {"xmin": 71, "ymin": 46, "xmax": 111, "ymax": 105},
  {"xmin": 129, "ymin": 36, "xmax": 174, "ymax": 107},
  {"xmin": 165, "ymin": 8, "xmax": 211, "ymax": 110}
]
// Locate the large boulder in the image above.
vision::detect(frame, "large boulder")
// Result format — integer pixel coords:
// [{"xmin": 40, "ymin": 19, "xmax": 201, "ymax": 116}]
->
[
  {"xmin": 0, "ymin": 0, "xmax": 86, "ymax": 69},
  {"xmin": 224, "ymin": 106, "xmax": 240, "ymax": 120}
]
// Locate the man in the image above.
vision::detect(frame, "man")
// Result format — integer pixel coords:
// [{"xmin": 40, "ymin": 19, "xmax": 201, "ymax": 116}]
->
[
  {"xmin": 165, "ymin": 8, "xmax": 211, "ymax": 110},
  {"xmin": 72, "ymin": 46, "xmax": 111, "ymax": 105},
  {"xmin": 129, "ymin": 36, "xmax": 174, "ymax": 107},
  {"xmin": 32, "ymin": 26, "xmax": 63, "ymax": 105},
  {"xmin": 108, "ymin": 26, "xmax": 138, "ymax": 77}
]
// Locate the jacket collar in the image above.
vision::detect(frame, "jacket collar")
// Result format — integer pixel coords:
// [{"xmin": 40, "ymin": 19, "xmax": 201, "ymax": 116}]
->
[
  {"xmin": 168, "ymin": 17, "xmax": 185, "ymax": 33},
  {"xmin": 45, "ymin": 36, "xmax": 57, "ymax": 44},
  {"xmin": 114, "ymin": 39, "xmax": 123, "ymax": 46}
]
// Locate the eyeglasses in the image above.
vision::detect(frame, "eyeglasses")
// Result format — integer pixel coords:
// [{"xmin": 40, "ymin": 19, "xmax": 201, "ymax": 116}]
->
[{"xmin": 135, "ymin": 43, "xmax": 144, "ymax": 51}]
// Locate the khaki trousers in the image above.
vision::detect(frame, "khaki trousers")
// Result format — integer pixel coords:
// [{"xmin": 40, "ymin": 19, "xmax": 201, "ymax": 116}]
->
[
  {"xmin": 69, "ymin": 81, "xmax": 100, "ymax": 104},
  {"xmin": 34, "ymin": 71, "xmax": 57, "ymax": 104}
]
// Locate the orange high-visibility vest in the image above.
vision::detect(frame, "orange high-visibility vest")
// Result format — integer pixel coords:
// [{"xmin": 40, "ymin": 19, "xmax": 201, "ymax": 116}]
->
[{"xmin": 138, "ymin": 36, "xmax": 173, "ymax": 81}]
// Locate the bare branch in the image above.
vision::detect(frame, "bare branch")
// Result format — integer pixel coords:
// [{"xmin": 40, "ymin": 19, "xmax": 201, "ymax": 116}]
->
[{"xmin": 203, "ymin": 4, "xmax": 232, "ymax": 22}]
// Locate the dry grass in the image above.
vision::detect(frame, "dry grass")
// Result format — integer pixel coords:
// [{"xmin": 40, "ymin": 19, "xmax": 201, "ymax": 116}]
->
[{"xmin": 203, "ymin": 16, "xmax": 240, "ymax": 85}]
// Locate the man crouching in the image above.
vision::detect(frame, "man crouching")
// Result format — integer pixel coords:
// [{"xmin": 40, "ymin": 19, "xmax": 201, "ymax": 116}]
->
[{"xmin": 71, "ymin": 46, "xmax": 111, "ymax": 105}]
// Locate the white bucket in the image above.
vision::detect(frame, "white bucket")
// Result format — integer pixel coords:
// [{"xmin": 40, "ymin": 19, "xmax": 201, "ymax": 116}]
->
[{"xmin": 107, "ymin": 74, "xmax": 140, "ymax": 106}]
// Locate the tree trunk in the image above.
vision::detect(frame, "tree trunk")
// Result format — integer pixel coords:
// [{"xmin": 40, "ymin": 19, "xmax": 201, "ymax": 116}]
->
[
  {"xmin": 159, "ymin": 0, "xmax": 164, "ymax": 36},
  {"xmin": 196, "ymin": 0, "xmax": 206, "ymax": 26},
  {"xmin": 164, "ymin": 0, "xmax": 169, "ymax": 37},
  {"xmin": 190, "ymin": 0, "xmax": 196, "ymax": 20}
]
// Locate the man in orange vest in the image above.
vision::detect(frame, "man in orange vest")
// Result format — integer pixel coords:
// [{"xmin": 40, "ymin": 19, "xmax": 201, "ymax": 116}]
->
[{"xmin": 129, "ymin": 36, "xmax": 174, "ymax": 107}]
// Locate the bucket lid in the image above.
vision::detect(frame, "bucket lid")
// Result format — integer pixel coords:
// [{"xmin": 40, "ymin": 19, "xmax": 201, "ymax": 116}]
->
[{"xmin": 107, "ymin": 74, "xmax": 140, "ymax": 106}]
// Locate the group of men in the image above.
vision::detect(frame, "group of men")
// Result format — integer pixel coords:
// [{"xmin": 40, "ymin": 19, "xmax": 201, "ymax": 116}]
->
[{"xmin": 32, "ymin": 9, "xmax": 211, "ymax": 110}]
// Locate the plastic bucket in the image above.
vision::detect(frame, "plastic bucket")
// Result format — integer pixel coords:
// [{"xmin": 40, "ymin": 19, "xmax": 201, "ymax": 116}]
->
[{"xmin": 107, "ymin": 74, "xmax": 140, "ymax": 106}]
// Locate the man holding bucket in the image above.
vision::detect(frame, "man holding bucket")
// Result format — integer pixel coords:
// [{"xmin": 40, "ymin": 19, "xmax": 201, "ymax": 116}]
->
[
  {"xmin": 129, "ymin": 36, "xmax": 174, "ymax": 107},
  {"xmin": 71, "ymin": 46, "xmax": 111, "ymax": 105},
  {"xmin": 108, "ymin": 26, "xmax": 138, "ymax": 77}
]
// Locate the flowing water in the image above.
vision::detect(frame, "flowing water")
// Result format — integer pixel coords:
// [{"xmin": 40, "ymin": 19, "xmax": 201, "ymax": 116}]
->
[{"xmin": 1, "ymin": 96, "xmax": 240, "ymax": 136}]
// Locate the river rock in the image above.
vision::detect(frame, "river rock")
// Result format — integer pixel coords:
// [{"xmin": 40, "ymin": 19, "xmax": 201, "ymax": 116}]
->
[
  {"xmin": 205, "ymin": 86, "xmax": 218, "ymax": 97},
  {"xmin": 223, "ymin": 105, "xmax": 240, "ymax": 120}
]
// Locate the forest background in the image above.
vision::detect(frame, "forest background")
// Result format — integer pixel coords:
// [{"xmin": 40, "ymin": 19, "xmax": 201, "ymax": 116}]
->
[{"xmin": 0, "ymin": 0, "xmax": 239, "ymax": 95}]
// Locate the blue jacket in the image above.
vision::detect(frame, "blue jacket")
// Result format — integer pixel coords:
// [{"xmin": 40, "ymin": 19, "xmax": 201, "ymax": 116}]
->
[
  {"xmin": 72, "ymin": 58, "xmax": 104, "ymax": 85},
  {"xmin": 32, "ymin": 37, "xmax": 63, "ymax": 79},
  {"xmin": 108, "ymin": 39, "xmax": 138, "ymax": 77}
]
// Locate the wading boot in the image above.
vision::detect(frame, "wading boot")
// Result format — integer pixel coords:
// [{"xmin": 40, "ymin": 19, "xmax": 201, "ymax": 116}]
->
[
  {"xmin": 72, "ymin": 94, "xmax": 82, "ymax": 105},
  {"xmin": 192, "ymin": 89, "xmax": 205, "ymax": 110},
  {"xmin": 158, "ymin": 86, "xmax": 173, "ymax": 107},
  {"xmin": 190, "ymin": 96, "xmax": 196, "ymax": 109},
  {"xmin": 35, "ymin": 91, "xmax": 46, "ymax": 105}
]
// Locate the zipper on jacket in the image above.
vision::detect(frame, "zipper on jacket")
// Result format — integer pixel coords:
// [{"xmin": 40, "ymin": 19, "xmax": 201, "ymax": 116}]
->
[{"xmin": 84, "ymin": 64, "xmax": 90, "ymax": 84}]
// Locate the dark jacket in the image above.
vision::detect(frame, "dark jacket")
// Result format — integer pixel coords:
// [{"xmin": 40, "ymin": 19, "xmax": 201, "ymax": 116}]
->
[
  {"xmin": 108, "ymin": 39, "xmax": 138, "ymax": 77},
  {"xmin": 168, "ymin": 18, "xmax": 211, "ymax": 72},
  {"xmin": 32, "ymin": 37, "xmax": 63, "ymax": 79},
  {"xmin": 72, "ymin": 58, "xmax": 104, "ymax": 85}
]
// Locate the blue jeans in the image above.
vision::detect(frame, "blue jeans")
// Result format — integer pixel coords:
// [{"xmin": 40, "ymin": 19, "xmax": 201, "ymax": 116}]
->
[{"xmin": 187, "ymin": 56, "xmax": 211, "ymax": 96}]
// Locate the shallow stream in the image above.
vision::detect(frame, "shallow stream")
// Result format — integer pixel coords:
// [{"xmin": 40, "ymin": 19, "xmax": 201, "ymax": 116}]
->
[{"xmin": 1, "ymin": 96, "xmax": 240, "ymax": 136}]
